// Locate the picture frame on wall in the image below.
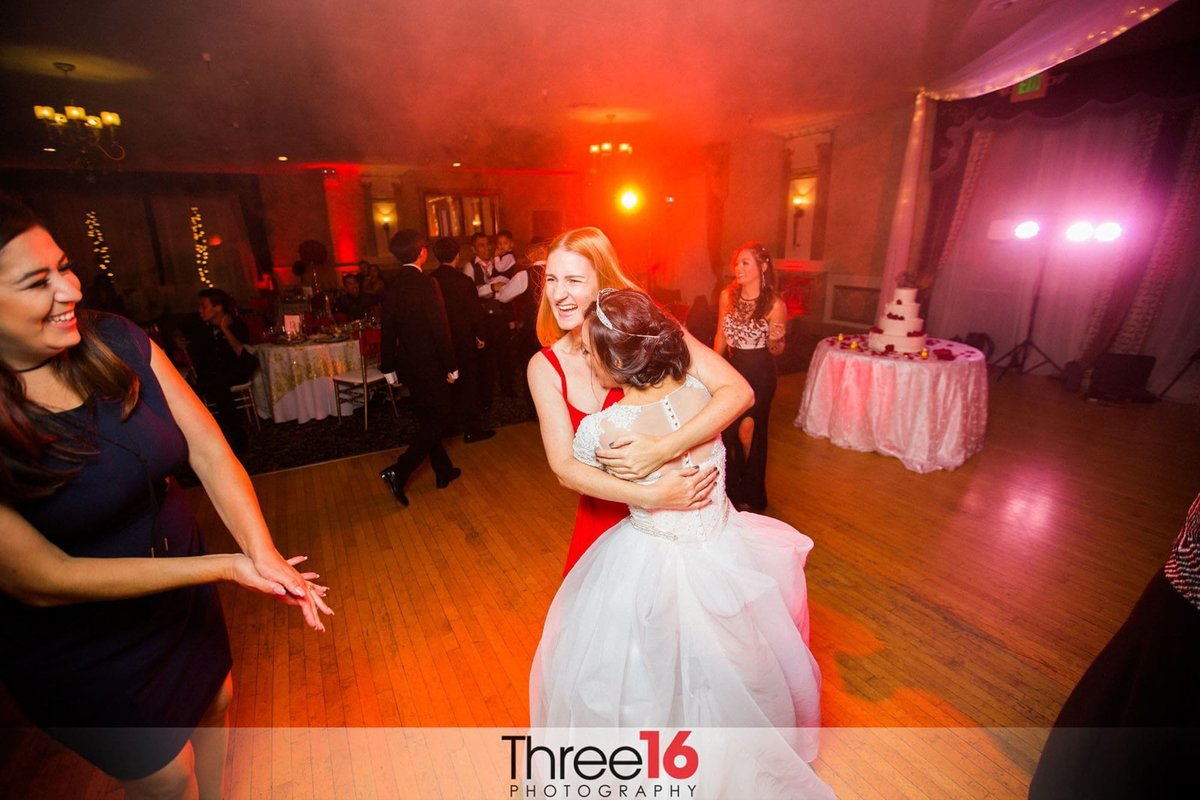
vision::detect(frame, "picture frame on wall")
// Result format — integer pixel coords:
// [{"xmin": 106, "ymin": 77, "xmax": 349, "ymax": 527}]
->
[{"xmin": 824, "ymin": 273, "xmax": 881, "ymax": 329}]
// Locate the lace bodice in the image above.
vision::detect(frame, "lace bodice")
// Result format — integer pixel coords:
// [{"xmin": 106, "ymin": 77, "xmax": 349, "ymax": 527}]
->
[
  {"xmin": 573, "ymin": 374, "xmax": 729, "ymax": 544},
  {"xmin": 723, "ymin": 296, "xmax": 770, "ymax": 349}
]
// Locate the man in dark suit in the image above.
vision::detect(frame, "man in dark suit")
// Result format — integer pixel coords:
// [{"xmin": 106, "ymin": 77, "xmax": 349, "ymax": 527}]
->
[
  {"xmin": 378, "ymin": 229, "xmax": 461, "ymax": 506},
  {"xmin": 429, "ymin": 237, "xmax": 495, "ymax": 444}
]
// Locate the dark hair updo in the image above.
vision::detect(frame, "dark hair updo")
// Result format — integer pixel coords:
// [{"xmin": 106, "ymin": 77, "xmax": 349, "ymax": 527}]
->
[{"xmin": 585, "ymin": 289, "xmax": 690, "ymax": 388}]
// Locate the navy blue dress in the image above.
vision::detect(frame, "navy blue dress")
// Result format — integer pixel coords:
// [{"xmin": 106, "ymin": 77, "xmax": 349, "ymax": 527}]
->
[{"xmin": 2, "ymin": 314, "xmax": 232, "ymax": 780}]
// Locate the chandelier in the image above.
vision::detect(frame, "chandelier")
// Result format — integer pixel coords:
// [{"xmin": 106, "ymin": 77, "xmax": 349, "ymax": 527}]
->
[
  {"xmin": 588, "ymin": 141, "xmax": 632, "ymax": 156},
  {"xmin": 33, "ymin": 62, "xmax": 126, "ymax": 168},
  {"xmin": 588, "ymin": 112, "xmax": 632, "ymax": 158}
]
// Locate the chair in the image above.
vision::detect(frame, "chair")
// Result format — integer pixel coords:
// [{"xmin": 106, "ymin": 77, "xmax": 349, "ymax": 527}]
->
[
  {"xmin": 332, "ymin": 328, "xmax": 401, "ymax": 430},
  {"xmin": 228, "ymin": 381, "xmax": 261, "ymax": 430}
]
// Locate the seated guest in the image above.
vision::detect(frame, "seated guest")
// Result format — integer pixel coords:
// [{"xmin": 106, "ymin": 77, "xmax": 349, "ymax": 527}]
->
[
  {"xmin": 189, "ymin": 289, "xmax": 259, "ymax": 457},
  {"xmin": 333, "ymin": 273, "xmax": 371, "ymax": 320},
  {"xmin": 359, "ymin": 260, "xmax": 385, "ymax": 302}
]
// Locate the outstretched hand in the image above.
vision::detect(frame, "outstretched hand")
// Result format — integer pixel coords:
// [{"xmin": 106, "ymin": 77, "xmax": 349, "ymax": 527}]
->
[
  {"xmin": 651, "ymin": 465, "xmax": 718, "ymax": 511},
  {"xmin": 595, "ymin": 432, "xmax": 669, "ymax": 480},
  {"xmin": 233, "ymin": 552, "xmax": 334, "ymax": 632}
]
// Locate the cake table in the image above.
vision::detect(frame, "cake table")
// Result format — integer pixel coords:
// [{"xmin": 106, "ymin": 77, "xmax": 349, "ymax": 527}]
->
[{"xmin": 795, "ymin": 335, "xmax": 988, "ymax": 473}]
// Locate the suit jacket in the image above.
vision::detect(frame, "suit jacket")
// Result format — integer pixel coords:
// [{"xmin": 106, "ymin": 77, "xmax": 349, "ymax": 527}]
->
[
  {"xmin": 379, "ymin": 264, "xmax": 457, "ymax": 400},
  {"xmin": 429, "ymin": 263, "xmax": 484, "ymax": 356}
]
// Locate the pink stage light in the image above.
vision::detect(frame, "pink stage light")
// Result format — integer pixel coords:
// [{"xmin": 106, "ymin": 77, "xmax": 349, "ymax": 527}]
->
[
  {"xmin": 1065, "ymin": 221, "xmax": 1095, "ymax": 242},
  {"xmin": 1094, "ymin": 221, "xmax": 1123, "ymax": 242},
  {"xmin": 1013, "ymin": 220, "xmax": 1040, "ymax": 239}
]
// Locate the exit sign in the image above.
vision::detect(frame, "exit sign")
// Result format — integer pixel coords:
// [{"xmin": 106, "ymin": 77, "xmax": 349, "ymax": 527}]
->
[{"xmin": 1010, "ymin": 72, "xmax": 1049, "ymax": 102}]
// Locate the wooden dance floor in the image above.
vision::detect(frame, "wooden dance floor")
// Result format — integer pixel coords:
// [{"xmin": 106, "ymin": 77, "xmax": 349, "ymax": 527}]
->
[{"xmin": 2, "ymin": 370, "xmax": 1197, "ymax": 798}]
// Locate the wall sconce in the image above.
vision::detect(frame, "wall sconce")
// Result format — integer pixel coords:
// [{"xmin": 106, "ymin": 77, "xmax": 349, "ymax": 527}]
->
[
  {"xmin": 792, "ymin": 193, "xmax": 812, "ymax": 246},
  {"xmin": 374, "ymin": 202, "xmax": 397, "ymax": 248}
]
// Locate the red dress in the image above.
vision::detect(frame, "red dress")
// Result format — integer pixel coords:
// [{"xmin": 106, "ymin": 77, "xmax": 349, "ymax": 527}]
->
[{"xmin": 540, "ymin": 347, "xmax": 628, "ymax": 576}]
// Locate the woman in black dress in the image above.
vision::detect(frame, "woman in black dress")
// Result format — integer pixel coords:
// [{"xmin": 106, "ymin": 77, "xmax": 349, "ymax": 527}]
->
[
  {"xmin": 713, "ymin": 242, "xmax": 787, "ymax": 512},
  {"xmin": 1029, "ymin": 492, "xmax": 1200, "ymax": 799},
  {"xmin": 0, "ymin": 194, "xmax": 332, "ymax": 799}
]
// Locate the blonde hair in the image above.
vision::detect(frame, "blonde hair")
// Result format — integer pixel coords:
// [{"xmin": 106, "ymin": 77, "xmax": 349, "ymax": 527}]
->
[{"xmin": 536, "ymin": 227, "xmax": 641, "ymax": 346}]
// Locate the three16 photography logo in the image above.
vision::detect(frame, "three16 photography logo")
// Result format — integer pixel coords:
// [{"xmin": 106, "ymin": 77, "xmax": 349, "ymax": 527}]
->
[{"xmin": 504, "ymin": 730, "xmax": 699, "ymax": 797}]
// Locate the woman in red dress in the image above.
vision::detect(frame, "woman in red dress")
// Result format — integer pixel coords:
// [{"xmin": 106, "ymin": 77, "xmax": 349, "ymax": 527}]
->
[{"xmin": 526, "ymin": 228, "xmax": 753, "ymax": 575}]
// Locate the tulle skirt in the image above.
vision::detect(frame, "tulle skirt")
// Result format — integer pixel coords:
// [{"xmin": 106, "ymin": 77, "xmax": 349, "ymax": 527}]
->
[{"xmin": 530, "ymin": 504, "xmax": 834, "ymax": 798}]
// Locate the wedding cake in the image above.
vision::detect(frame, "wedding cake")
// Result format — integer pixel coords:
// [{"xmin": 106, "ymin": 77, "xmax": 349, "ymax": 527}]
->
[{"xmin": 868, "ymin": 287, "xmax": 926, "ymax": 354}]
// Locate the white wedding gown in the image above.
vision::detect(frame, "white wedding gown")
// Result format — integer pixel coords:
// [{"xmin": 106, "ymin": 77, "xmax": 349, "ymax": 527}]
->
[{"xmin": 530, "ymin": 375, "xmax": 835, "ymax": 799}]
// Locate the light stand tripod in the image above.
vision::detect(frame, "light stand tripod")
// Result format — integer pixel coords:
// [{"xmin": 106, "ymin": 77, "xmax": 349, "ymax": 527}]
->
[
  {"xmin": 992, "ymin": 240, "xmax": 1063, "ymax": 380},
  {"xmin": 1158, "ymin": 347, "xmax": 1200, "ymax": 400}
]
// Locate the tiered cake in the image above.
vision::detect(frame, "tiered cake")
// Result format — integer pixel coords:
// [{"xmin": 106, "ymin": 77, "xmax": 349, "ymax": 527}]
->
[{"xmin": 868, "ymin": 287, "xmax": 926, "ymax": 354}]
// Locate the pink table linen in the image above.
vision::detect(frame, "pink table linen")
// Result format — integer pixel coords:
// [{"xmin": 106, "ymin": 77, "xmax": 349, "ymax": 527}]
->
[
  {"xmin": 251, "ymin": 339, "xmax": 362, "ymax": 424},
  {"xmin": 795, "ymin": 335, "xmax": 988, "ymax": 473}
]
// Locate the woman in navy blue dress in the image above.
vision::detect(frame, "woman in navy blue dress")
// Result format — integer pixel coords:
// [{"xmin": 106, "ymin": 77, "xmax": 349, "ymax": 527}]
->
[{"xmin": 0, "ymin": 194, "xmax": 332, "ymax": 799}]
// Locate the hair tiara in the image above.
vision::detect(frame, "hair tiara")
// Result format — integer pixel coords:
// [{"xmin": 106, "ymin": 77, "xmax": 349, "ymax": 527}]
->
[{"xmin": 595, "ymin": 289, "xmax": 662, "ymax": 339}]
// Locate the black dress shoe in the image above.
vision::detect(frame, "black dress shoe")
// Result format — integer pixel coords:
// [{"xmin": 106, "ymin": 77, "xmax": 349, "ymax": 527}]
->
[
  {"xmin": 435, "ymin": 467, "xmax": 462, "ymax": 489},
  {"xmin": 463, "ymin": 429, "xmax": 496, "ymax": 444},
  {"xmin": 379, "ymin": 467, "xmax": 409, "ymax": 506}
]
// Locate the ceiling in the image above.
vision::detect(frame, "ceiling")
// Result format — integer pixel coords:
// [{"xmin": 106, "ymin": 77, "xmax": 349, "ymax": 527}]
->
[{"xmin": 1, "ymin": 0, "xmax": 1196, "ymax": 173}]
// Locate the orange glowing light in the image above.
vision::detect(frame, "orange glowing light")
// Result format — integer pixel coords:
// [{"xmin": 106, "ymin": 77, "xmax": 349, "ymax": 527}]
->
[{"xmin": 618, "ymin": 189, "xmax": 641, "ymax": 212}]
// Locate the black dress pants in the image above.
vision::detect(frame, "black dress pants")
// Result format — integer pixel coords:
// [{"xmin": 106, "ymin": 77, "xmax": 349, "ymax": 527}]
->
[
  {"xmin": 479, "ymin": 312, "xmax": 513, "ymax": 404},
  {"xmin": 452, "ymin": 345, "xmax": 485, "ymax": 435},
  {"xmin": 391, "ymin": 381, "xmax": 454, "ymax": 482}
]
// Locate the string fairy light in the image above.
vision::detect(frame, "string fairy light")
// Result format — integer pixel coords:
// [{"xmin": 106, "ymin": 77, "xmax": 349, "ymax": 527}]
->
[
  {"xmin": 84, "ymin": 210, "xmax": 114, "ymax": 279},
  {"xmin": 190, "ymin": 205, "xmax": 213, "ymax": 287}
]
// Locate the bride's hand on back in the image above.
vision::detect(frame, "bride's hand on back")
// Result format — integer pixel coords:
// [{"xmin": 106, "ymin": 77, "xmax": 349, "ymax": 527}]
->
[
  {"xmin": 651, "ymin": 465, "xmax": 717, "ymax": 510},
  {"xmin": 595, "ymin": 432, "xmax": 670, "ymax": 480}
]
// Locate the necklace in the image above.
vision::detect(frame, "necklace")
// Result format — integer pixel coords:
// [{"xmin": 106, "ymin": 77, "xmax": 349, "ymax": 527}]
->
[{"xmin": 13, "ymin": 354, "xmax": 57, "ymax": 373}]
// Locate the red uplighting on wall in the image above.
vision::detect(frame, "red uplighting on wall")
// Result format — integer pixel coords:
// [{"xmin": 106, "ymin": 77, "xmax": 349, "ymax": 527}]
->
[{"xmin": 309, "ymin": 163, "xmax": 362, "ymax": 265}]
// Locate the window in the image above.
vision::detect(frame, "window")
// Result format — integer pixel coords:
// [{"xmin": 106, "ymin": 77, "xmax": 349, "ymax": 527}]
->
[{"xmin": 424, "ymin": 192, "xmax": 500, "ymax": 238}]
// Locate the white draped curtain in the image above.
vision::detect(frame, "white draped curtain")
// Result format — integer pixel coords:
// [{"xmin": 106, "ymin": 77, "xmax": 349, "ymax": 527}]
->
[
  {"xmin": 877, "ymin": 0, "xmax": 1200, "ymax": 400},
  {"xmin": 926, "ymin": 107, "xmax": 1148, "ymax": 374},
  {"xmin": 878, "ymin": 0, "xmax": 1179, "ymax": 311}
]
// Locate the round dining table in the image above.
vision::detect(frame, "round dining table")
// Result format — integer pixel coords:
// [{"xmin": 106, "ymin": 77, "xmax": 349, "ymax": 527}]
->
[
  {"xmin": 795, "ymin": 335, "xmax": 988, "ymax": 473},
  {"xmin": 251, "ymin": 336, "xmax": 362, "ymax": 424}
]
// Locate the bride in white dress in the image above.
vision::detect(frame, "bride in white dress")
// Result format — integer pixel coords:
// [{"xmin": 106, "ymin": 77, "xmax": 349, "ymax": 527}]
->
[{"xmin": 530, "ymin": 289, "xmax": 834, "ymax": 799}]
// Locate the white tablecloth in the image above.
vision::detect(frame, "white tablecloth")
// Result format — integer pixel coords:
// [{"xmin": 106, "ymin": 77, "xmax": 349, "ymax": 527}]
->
[
  {"xmin": 251, "ymin": 339, "xmax": 362, "ymax": 424},
  {"xmin": 795, "ymin": 336, "xmax": 988, "ymax": 472}
]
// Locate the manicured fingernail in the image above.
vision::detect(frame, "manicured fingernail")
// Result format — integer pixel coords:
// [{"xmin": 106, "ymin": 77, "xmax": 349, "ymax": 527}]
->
[{"xmin": 275, "ymin": 585, "xmax": 286, "ymax": 595}]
